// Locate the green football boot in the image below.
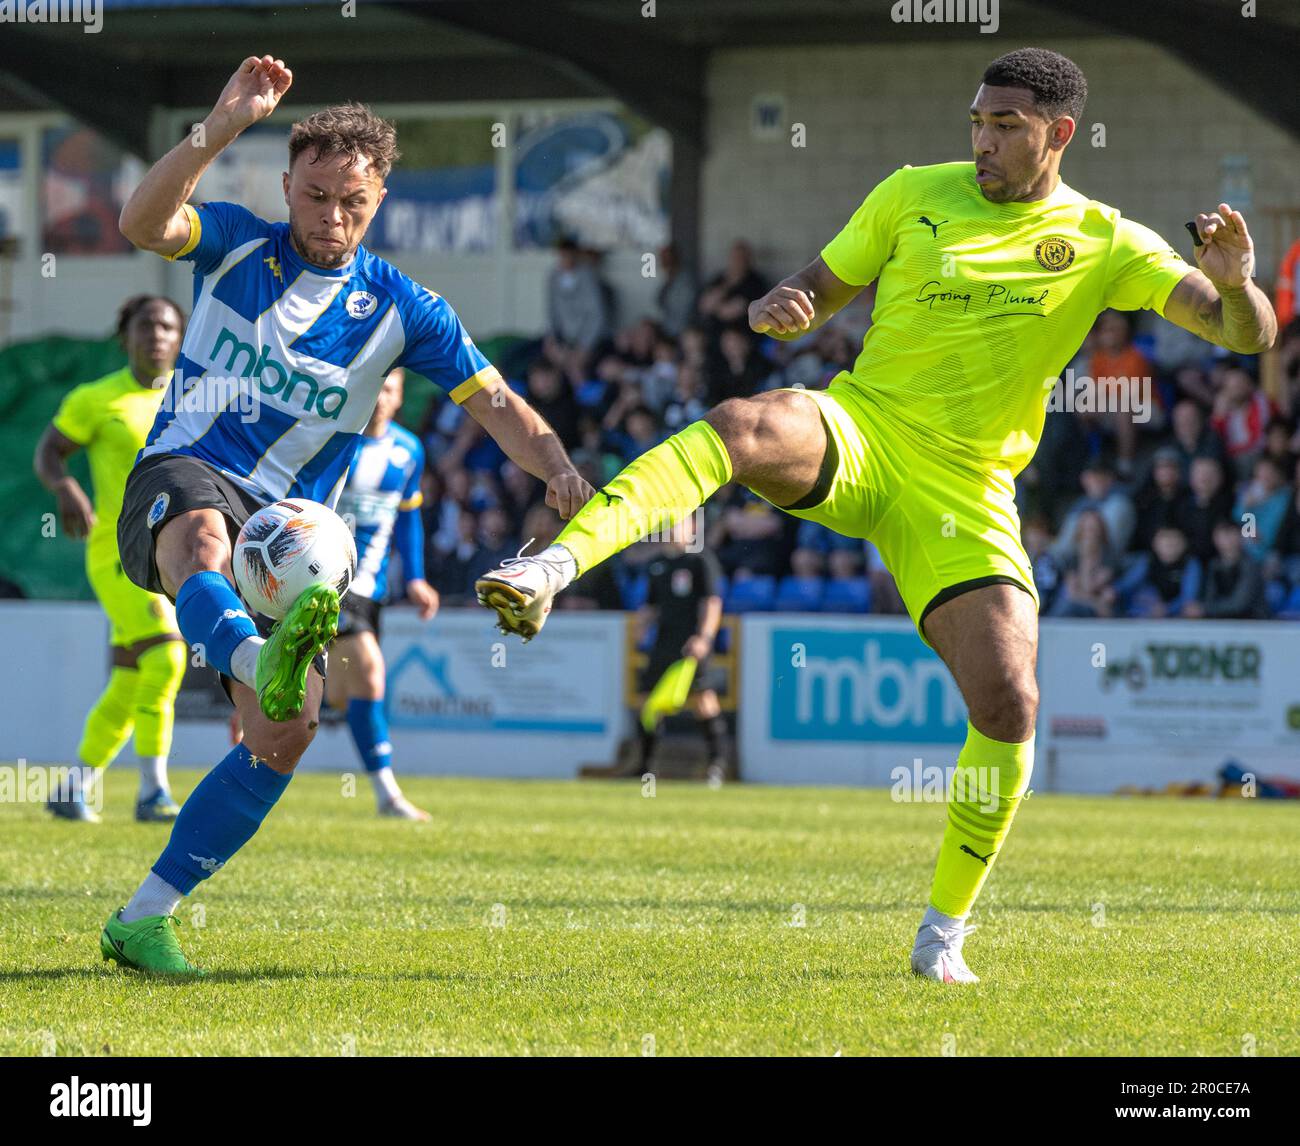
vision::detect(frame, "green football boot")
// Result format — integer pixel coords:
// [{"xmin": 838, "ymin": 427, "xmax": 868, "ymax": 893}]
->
[
  {"xmin": 100, "ymin": 908, "xmax": 205, "ymax": 976},
  {"xmin": 255, "ymin": 583, "xmax": 339, "ymax": 722}
]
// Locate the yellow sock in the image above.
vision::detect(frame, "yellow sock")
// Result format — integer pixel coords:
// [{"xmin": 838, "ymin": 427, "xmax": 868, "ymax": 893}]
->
[
  {"xmin": 927, "ymin": 724, "xmax": 1034, "ymax": 917},
  {"xmin": 77, "ymin": 666, "xmax": 139, "ymax": 770},
  {"xmin": 557, "ymin": 420, "xmax": 732, "ymax": 575},
  {"xmin": 133, "ymin": 641, "xmax": 187, "ymax": 758}
]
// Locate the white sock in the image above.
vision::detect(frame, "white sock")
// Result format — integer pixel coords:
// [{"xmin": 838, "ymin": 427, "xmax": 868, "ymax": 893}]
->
[
  {"xmin": 72, "ymin": 763, "xmax": 98, "ymax": 801},
  {"xmin": 120, "ymin": 872, "xmax": 184, "ymax": 923},
  {"xmin": 138, "ymin": 756, "xmax": 167, "ymax": 799},
  {"xmin": 229, "ymin": 635, "xmax": 265, "ymax": 689},
  {"xmin": 369, "ymin": 765, "xmax": 402, "ymax": 804},
  {"xmin": 919, "ymin": 905, "xmax": 967, "ymax": 936},
  {"xmin": 539, "ymin": 543, "xmax": 578, "ymax": 589}
]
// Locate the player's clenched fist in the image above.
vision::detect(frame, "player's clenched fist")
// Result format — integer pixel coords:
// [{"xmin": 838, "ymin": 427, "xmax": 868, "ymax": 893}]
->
[
  {"xmin": 209, "ymin": 56, "xmax": 293, "ymax": 136},
  {"xmin": 545, "ymin": 471, "xmax": 596, "ymax": 520},
  {"xmin": 749, "ymin": 285, "xmax": 816, "ymax": 336},
  {"xmin": 1190, "ymin": 202, "xmax": 1255, "ymax": 288}
]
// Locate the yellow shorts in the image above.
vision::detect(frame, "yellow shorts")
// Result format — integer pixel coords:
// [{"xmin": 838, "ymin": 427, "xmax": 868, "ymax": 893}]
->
[
  {"xmin": 772, "ymin": 382, "xmax": 1037, "ymax": 640},
  {"xmin": 87, "ymin": 556, "xmax": 178, "ymax": 647}
]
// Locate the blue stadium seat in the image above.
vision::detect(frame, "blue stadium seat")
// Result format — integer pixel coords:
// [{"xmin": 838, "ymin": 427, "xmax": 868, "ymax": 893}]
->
[
  {"xmin": 620, "ymin": 572, "xmax": 649, "ymax": 610},
  {"xmin": 1278, "ymin": 584, "xmax": 1300, "ymax": 619},
  {"xmin": 821, "ymin": 578, "xmax": 872, "ymax": 613},
  {"xmin": 725, "ymin": 575, "xmax": 777, "ymax": 613},
  {"xmin": 1265, "ymin": 578, "xmax": 1288, "ymax": 615},
  {"xmin": 775, "ymin": 575, "xmax": 825, "ymax": 612}
]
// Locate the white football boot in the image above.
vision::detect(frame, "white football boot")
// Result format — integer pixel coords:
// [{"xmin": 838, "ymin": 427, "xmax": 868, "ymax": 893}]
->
[
  {"xmin": 910, "ymin": 921, "xmax": 980, "ymax": 984},
  {"xmin": 378, "ymin": 795, "xmax": 432, "ymax": 822},
  {"xmin": 475, "ymin": 544, "xmax": 573, "ymax": 642}
]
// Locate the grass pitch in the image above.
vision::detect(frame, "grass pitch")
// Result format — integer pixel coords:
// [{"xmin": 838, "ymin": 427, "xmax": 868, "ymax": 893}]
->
[{"xmin": 1, "ymin": 768, "xmax": 1296, "ymax": 1056}]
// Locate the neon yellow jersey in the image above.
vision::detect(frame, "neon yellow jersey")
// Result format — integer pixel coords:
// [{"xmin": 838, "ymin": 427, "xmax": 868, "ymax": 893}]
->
[
  {"xmin": 820, "ymin": 161, "xmax": 1192, "ymax": 476},
  {"xmin": 53, "ymin": 367, "xmax": 168, "ymax": 568}
]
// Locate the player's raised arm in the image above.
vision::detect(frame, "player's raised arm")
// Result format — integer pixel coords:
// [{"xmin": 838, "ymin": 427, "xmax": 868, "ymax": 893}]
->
[
  {"xmin": 748, "ymin": 256, "xmax": 863, "ymax": 341},
  {"xmin": 1162, "ymin": 203, "xmax": 1277, "ymax": 355},
  {"xmin": 460, "ymin": 382, "xmax": 594, "ymax": 520},
  {"xmin": 119, "ymin": 55, "xmax": 293, "ymax": 257}
]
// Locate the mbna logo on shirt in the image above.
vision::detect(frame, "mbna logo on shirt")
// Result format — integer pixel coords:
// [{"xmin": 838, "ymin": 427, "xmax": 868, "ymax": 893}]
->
[
  {"xmin": 211, "ymin": 328, "xmax": 348, "ymax": 420},
  {"xmin": 346, "ymin": 291, "xmax": 378, "ymax": 319}
]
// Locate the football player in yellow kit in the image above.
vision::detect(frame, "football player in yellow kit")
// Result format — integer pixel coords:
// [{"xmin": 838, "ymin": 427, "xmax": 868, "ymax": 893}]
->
[
  {"xmin": 478, "ymin": 48, "xmax": 1277, "ymax": 982},
  {"xmin": 35, "ymin": 296, "xmax": 189, "ymax": 823}
]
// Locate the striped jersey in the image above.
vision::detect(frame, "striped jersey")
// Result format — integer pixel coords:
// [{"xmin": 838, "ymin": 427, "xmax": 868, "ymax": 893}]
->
[
  {"xmin": 336, "ymin": 422, "xmax": 425, "ymax": 602},
  {"xmin": 139, "ymin": 200, "xmax": 499, "ymax": 505}
]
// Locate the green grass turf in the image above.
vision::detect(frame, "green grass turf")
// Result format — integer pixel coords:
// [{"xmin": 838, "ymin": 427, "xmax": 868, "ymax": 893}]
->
[{"xmin": 1, "ymin": 767, "xmax": 1297, "ymax": 1056}]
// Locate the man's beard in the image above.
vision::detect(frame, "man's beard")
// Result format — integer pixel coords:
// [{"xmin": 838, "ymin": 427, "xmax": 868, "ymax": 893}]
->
[{"xmin": 289, "ymin": 218, "xmax": 351, "ymax": 268}]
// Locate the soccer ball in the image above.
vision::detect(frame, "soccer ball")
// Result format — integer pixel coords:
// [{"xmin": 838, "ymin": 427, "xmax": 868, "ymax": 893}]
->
[{"xmin": 233, "ymin": 499, "xmax": 356, "ymax": 620}]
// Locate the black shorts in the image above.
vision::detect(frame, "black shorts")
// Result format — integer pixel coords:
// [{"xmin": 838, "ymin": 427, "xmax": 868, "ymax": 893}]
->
[
  {"xmin": 337, "ymin": 593, "xmax": 382, "ymax": 641},
  {"xmin": 119, "ymin": 453, "xmax": 265, "ymax": 597},
  {"xmin": 118, "ymin": 452, "xmax": 327, "ymax": 703}
]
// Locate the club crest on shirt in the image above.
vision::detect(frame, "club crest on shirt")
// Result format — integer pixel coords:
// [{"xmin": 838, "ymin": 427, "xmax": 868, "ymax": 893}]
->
[
  {"xmin": 146, "ymin": 492, "xmax": 170, "ymax": 528},
  {"xmin": 346, "ymin": 291, "xmax": 378, "ymax": 319},
  {"xmin": 1034, "ymin": 237, "xmax": 1075, "ymax": 272}
]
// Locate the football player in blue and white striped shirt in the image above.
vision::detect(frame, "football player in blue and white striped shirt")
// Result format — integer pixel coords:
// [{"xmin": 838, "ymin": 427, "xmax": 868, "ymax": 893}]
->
[{"xmin": 101, "ymin": 57, "xmax": 593, "ymax": 975}]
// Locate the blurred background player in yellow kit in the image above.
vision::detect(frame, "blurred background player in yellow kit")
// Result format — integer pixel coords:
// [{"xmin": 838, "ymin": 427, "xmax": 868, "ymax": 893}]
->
[{"xmin": 33, "ymin": 296, "xmax": 189, "ymax": 823}]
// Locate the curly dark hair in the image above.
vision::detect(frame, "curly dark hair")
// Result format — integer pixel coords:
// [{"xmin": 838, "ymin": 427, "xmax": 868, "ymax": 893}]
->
[
  {"xmin": 982, "ymin": 48, "xmax": 1087, "ymax": 123},
  {"xmin": 288, "ymin": 102, "xmax": 400, "ymax": 181},
  {"xmin": 115, "ymin": 295, "xmax": 184, "ymax": 342}
]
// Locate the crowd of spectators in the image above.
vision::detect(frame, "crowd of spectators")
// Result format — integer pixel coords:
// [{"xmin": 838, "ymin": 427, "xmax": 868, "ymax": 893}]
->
[{"xmin": 408, "ymin": 236, "xmax": 1300, "ymax": 621}]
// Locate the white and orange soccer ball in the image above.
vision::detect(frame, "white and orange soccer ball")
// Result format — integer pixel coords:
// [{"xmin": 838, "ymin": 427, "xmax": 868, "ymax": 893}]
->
[{"xmin": 232, "ymin": 499, "xmax": 356, "ymax": 620}]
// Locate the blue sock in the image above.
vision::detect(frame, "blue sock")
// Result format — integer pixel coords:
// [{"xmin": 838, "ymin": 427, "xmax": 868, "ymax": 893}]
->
[
  {"xmin": 346, "ymin": 698, "xmax": 393, "ymax": 773},
  {"xmin": 151, "ymin": 744, "xmax": 292, "ymax": 894},
  {"xmin": 174, "ymin": 572, "xmax": 258, "ymax": 678}
]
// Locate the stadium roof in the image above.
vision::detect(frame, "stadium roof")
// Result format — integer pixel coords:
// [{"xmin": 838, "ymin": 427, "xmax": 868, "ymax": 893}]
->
[{"xmin": 1, "ymin": 0, "xmax": 1297, "ymax": 158}]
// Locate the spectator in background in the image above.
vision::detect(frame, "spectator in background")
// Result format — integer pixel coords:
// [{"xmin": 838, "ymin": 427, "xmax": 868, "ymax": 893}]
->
[
  {"xmin": 1022, "ymin": 515, "xmax": 1062, "ymax": 613},
  {"xmin": 471, "ymin": 507, "xmax": 519, "ymax": 579},
  {"xmin": 1049, "ymin": 509, "xmax": 1119, "ymax": 618},
  {"xmin": 1018, "ymin": 398, "xmax": 1090, "ymax": 529},
  {"xmin": 1051, "ymin": 458, "xmax": 1136, "ymax": 561},
  {"xmin": 1261, "ymin": 416, "xmax": 1298, "ymax": 478},
  {"xmin": 606, "ymin": 406, "xmax": 663, "ymax": 462},
  {"xmin": 1187, "ymin": 519, "xmax": 1267, "ymax": 619},
  {"xmin": 1086, "ymin": 309, "xmax": 1159, "ymax": 476},
  {"xmin": 697, "ymin": 240, "xmax": 766, "ymax": 340},
  {"xmin": 1117, "ymin": 525, "xmax": 1201, "ymax": 618},
  {"xmin": 1265, "ymin": 479, "xmax": 1300, "ymax": 591},
  {"xmin": 427, "ymin": 509, "xmax": 480, "ymax": 604},
  {"xmin": 525, "ymin": 359, "xmax": 583, "ymax": 450},
  {"xmin": 1276, "ymin": 317, "xmax": 1300, "ymax": 419},
  {"xmin": 1233, "ymin": 454, "xmax": 1291, "ymax": 554},
  {"xmin": 1132, "ymin": 445, "xmax": 1186, "ymax": 550},
  {"xmin": 498, "ymin": 460, "xmax": 542, "ymax": 536},
  {"xmin": 707, "ymin": 324, "xmax": 771, "ymax": 405},
  {"xmin": 713, "ymin": 485, "xmax": 789, "ymax": 578},
  {"xmin": 1211, "ymin": 362, "xmax": 1272, "ymax": 479},
  {"xmin": 1172, "ymin": 362, "xmax": 1216, "ymax": 410},
  {"xmin": 546, "ymin": 237, "xmax": 611, "ymax": 386},
  {"xmin": 1168, "ymin": 398, "xmax": 1226, "ymax": 470},
  {"xmin": 864, "ymin": 541, "xmax": 906, "ymax": 615},
  {"xmin": 1181, "ymin": 455, "xmax": 1234, "ymax": 563},
  {"xmin": 660, "ymin": 360, "xmax": 708, "ymax": 434},
  {"xmin": 790, "ymin": 521, "xmax": 862, "ymax": 579},
  {"xmin": 655, "ymin": 243, "xmax": 698, "ymax": 338}
]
